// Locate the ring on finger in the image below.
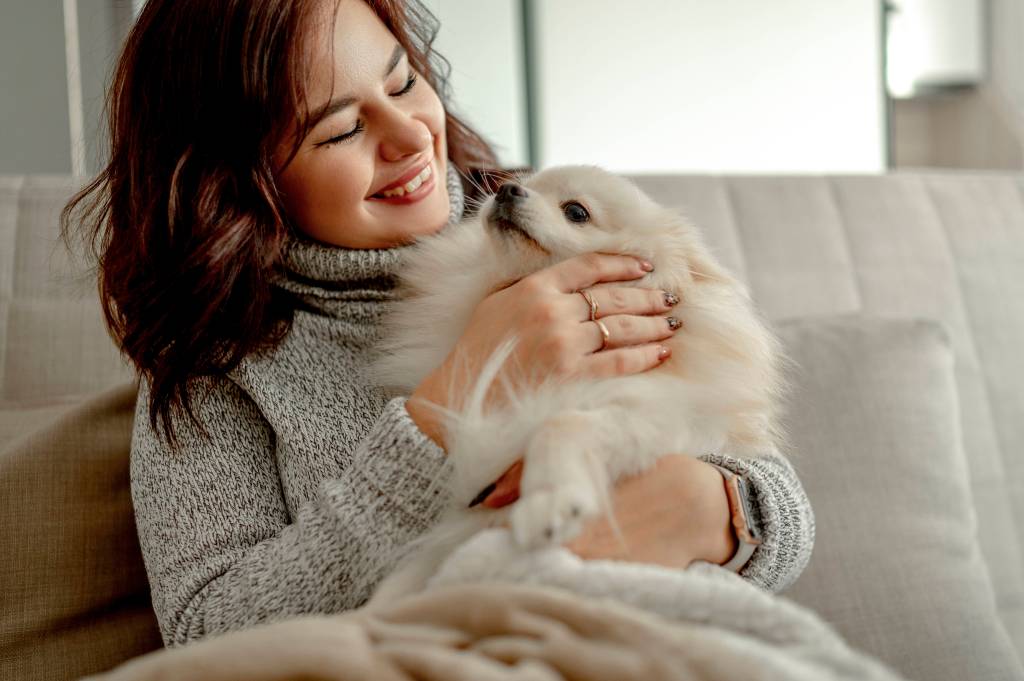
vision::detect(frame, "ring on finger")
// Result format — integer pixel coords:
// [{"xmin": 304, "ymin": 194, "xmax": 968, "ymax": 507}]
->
[
  {"xmin": 578, "ymin": 289, "xmax": 598, "ymax": 322},
  {"xmin": 594, "ymin": 319, "xmax": 610, "ymax": 351}
]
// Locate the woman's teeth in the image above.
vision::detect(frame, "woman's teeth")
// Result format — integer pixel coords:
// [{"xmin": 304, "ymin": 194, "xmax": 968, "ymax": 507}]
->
[{"xmin": 376, "ymin": 164, "xmax": 432, "ymax": 198}]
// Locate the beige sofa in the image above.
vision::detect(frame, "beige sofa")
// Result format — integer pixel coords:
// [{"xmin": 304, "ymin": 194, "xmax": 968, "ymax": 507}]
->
[{"xmin": 2, "ymin": 172, "xmax": 1023, "ymax": 680}]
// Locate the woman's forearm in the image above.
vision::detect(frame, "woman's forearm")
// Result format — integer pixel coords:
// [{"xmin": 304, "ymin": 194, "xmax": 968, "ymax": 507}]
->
[
  {"xmin": 406, "ymin": 364, "xmax": 452, "ymax": 451},
  {"xmin": 562, "ymin": 450, "xmax": 817, "ymax": 592},
  {"xmin": 481, "ymin": 454, "xmax": 738, "ymax": 569},
  {"xmin": 563, "ymin": 454, "xmax": 737, "ymax": 568}
]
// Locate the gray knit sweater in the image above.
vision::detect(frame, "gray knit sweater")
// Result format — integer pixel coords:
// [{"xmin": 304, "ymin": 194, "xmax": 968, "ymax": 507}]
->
[{"xmin": 130, "ymin": 165, "xmax": 816, "ymax": 648}]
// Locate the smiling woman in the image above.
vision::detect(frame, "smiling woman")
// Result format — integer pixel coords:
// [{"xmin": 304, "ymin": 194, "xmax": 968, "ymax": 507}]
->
[
  {"xmin": 58, "ymin": 0, "xmax": 815, "ymax": 650},
  {"xmin": 274, "ymin": 2, "xmax": 454, "ymax": 248},
  {"xmin": 62, "ymin": 0, "xmax": 495, "ymax": 447}
]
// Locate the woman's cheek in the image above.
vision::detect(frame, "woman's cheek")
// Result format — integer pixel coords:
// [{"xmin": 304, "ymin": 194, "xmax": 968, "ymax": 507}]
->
[{"xmin": 418, "ymin": 83, "xmax": 447, "ymax": 138}]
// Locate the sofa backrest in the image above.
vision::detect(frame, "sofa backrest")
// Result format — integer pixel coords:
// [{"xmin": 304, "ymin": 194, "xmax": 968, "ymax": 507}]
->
[{"xmin": 0, "ymin": 176, "xmax": 134, "ymax": 411}]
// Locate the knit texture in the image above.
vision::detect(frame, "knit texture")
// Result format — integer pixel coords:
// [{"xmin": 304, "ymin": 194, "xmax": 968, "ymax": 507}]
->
[{"xmin": 130, "ymin": 162, "xmax": 815, "ymax": 648}]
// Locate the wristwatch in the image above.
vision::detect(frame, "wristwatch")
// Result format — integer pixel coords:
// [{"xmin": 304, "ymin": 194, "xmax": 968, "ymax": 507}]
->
[{"xmin": 707, "ymin": 463, "xmax": 763, "ymax": 573}]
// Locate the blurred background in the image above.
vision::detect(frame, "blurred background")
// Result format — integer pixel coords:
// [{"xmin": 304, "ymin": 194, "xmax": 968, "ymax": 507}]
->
[{"xmin": 1, "ymin": 0, "xmax": 1021, "ymax": 175}]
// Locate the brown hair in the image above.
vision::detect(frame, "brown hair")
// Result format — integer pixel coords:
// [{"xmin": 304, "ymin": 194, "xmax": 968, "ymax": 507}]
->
[{"xmin": 62, "ymin": 0, "xmax": 498, "ymax": 448}]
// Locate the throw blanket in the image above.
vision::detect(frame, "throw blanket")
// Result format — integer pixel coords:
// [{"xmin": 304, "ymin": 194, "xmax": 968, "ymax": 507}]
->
[{"xmin": 87, "ymin": 530, "xmax": 905, "ymax": 681}]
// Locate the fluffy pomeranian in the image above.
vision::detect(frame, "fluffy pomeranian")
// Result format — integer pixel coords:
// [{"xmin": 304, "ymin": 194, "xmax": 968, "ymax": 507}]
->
[{"xmin": 367, "ymin": 165, "xmax": 787, "ymax": 605}]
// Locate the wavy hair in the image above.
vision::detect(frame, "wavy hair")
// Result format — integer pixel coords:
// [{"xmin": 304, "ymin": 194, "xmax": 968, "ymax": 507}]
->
[{"xmin": 62, "ymin": 0, "xmax": 498, "ymax": 449}]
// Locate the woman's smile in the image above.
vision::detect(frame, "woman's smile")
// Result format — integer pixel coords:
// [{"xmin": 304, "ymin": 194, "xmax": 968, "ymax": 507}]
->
[{"xmin": 368, "ymin": 159, "xmax": 437, "ymax": 205}]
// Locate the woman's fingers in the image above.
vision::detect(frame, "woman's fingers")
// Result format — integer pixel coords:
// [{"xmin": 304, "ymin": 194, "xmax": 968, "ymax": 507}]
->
[
  {"xmin": 545, "ymin": 252, "xmax": 652, "ymax": 293},
  {"xmin": 576, "ymin": 286, "xmax": 678, "ymax": 321},
  {"xmin": 587, "ymin": 314, "xmax": 680, "ymax": 351},
  {"xmin": 480, "ymin": 460, "xmax": 524, "ymax": 509},
  {"xmin": 584, "ymin": 342, "xmax": 672, "ymax": 378}
]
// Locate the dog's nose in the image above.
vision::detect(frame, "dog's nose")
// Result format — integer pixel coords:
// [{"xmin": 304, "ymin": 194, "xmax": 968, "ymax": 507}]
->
[{"xmin": 496, "ymin": 182, "xmax": 528, "ymax": 204}]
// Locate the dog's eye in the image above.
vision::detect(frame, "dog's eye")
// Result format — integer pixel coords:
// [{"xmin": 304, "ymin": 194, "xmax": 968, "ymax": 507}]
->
[{"xmin": 562, "ymin": 201, "xmax": 590, "ymax": 224}]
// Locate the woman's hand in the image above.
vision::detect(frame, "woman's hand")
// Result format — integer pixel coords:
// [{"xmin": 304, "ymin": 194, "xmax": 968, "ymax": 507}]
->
[
  {"xmin": 483, "ymin": 454, "xmax": 737, "ymax": 570},
  {"xmin": 407, "ymin": 253, "xmax": 681, "ymax": 447}
]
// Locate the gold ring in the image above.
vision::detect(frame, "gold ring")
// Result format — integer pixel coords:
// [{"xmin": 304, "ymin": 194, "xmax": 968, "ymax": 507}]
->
[
  {"xmin": 578, "ymin": 289, "xmax": 598, "ymax": 321},
  {"xmin": 594, "ymin": 319, "xmax": 610, "ymax": 351}
]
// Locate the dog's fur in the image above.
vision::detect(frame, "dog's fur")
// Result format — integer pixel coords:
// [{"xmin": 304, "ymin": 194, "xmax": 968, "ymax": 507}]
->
[{"xmin": 367, "ymin": 165, "xmax": 788, "ymax": 606}]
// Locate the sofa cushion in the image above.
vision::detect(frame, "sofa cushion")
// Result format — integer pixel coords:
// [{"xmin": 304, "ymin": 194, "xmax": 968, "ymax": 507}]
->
[
  {"xmin": 776, "ymin": 315, "xmax": 1023, "ymax": 681},
  {"xmin": 2, "ymin": 299, "xmax": 135, "ymax": 404},
  {"xmin": 0, "ymin": 398, "xmax": 82, "ymax": 451},
  {"xmin": 0, "ymin": 381, "xmax": 162, "ymax": 681}
]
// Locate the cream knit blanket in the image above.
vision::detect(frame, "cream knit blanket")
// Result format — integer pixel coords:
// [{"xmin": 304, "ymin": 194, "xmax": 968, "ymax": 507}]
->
[{"xmin": 89, "ymin": 529, "xmax": 904, "ymax": 681}]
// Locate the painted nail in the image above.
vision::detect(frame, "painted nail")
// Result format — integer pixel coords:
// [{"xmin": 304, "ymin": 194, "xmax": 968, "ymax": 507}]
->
[
  {"xmin": 664, "ymin": 291, "xmax": 680, "ymax": 306},
  {"xmin": 468, "ymin": 482, "xmax": 497, "ymax": 508},
  {"xmin": 639, "ymin": 259, "xmax": 655, "ymax": 272},
  {"xmin": 667, "ymin": 316, "xmax": 682, "ymax": 330},
  {"xmin": 658, "ymin": 346, "xmax": 672, "ymax": 360}
]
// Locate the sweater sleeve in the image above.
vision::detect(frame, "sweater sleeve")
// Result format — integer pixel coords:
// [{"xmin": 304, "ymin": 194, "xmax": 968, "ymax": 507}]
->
[
  {"xmin": 130, "ymin": 375, "xmax": 454, "ymax": 648},
  {"xmin": 697, "ymin": 449, "xmax": 816, "ymax": 594}
]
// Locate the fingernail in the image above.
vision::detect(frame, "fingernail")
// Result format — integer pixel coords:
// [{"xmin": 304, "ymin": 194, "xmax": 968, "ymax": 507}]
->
[
  {"xmin": 658, "ymin": 346, "xmax": 672, "ymax": 360},
  {"xmin": 639, "ymin": 259, "xmax": 654, "ymax": 272},
  {"xmin": 468, "ymin": 482, "xmax": 497, "ymax": 508},
  {"xmin": 667, "ymin": 316, "xmax": 682, "ymax": 330},
  {"xmin": 663, "ymin": 291, "xmax": 679, "ymax": 306}
]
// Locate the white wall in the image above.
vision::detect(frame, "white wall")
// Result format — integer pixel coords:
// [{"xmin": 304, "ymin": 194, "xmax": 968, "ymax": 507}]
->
[
  {"xmin": 3, "ymin": 0, "xmax": 890, "ymax": 175},
  {"xmin": 0, "ymin": 1, "xmax": 132, "ymax": 175},
  {"xmin": 991, "ymin": 0, "xmax": 1024, "ymax": 123},
  {"xmin": 531, "ymin": 0, "xmax": 886, "ymax": 173},
  {"xmin": 423, "ymin": 0, "xmax": 529, "ymax": 167},
  {"xmin": 78, "ymin": 0, "xmax": 134, "ymax": 174},
  {"xmin": 0, "ymin": 2, "xmax": 73, "ymax": 173}
]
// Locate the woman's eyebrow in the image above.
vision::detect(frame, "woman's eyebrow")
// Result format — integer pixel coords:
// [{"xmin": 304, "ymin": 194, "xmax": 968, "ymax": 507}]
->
[{"xmin": 310, "ymin": 44, "xmax": 407, "ymax": 128}]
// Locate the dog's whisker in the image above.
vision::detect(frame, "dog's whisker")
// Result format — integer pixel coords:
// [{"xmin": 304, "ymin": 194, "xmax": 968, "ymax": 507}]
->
[
  {"xmin": 463, "ymin": 198, "xmax": 489, "ymax": 217},
  {"xmin": 455, "ymin": 165, "xmax": 492, "ymax": 199},
  {"xmin": 453, "ymin": 166, "xmax": 482, "ymax": 196}
]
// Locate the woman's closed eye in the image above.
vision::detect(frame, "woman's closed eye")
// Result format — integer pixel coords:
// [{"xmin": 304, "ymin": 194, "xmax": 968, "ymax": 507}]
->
[{"xmin": 315, "ymin": 72, "xmax": 419, "ymax": 148}]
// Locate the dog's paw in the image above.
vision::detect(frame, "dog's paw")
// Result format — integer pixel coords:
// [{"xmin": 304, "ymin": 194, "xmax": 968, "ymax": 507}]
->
[{"xmin": 509, "ymin": 482, "xmax": 600, "ymax": 549}]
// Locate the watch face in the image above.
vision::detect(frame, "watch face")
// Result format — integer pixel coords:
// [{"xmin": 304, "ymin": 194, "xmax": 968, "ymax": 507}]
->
[{"xmin": 735, "ymin": 477, "xmax": 763, "ymax": 542}]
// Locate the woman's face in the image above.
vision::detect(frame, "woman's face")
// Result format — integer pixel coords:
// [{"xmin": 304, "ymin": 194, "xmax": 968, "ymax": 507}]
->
[{"xmin": 275, "ymin": 0, "xmax": 450, "ymax": 249}]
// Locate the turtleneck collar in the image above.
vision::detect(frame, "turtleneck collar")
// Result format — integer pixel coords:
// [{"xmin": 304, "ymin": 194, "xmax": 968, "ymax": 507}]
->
[{"xmin": 273, "ymin": 161, "xmax": 466, "ymax": 321}]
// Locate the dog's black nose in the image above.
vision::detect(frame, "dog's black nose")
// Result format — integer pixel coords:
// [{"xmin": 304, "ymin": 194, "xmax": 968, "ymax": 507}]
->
[{"xmin": 496, "ymin": 182, "xmax": 528, "ymax": 204}]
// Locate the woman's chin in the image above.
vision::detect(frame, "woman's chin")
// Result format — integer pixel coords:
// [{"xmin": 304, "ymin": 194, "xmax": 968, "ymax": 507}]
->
[
  {"xmin": 370, "ymin": 190, "xmax": 450, "ymax": 239},
  {"xmin": 385, "ymin": 215, "xmax": 452, "ymax": 247}
]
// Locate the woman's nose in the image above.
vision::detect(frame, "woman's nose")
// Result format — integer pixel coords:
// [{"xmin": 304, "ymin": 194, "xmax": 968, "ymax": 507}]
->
[{"xmin": 378, "ymin": 109, "xmax": 433, "ymax": 162}]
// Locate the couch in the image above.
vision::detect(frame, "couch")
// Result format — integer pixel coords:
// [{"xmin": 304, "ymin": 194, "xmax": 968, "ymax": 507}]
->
[{"xmin": 2, "ymin": 172, "xmax": 1023, "ymax": 680}]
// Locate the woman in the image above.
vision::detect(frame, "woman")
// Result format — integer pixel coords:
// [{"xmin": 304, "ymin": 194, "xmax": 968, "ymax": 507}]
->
[{"xmin": 64, "ymin": 0, "xmax": 815, "ymax": 648}]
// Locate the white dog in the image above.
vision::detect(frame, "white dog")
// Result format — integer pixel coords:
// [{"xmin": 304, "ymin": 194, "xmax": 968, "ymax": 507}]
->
[{"xmin": 367, "ymin": 165, "xmax": 788, "ymax": 605}]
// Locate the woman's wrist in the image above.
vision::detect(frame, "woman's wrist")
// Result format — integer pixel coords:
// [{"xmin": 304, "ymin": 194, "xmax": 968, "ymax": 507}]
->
[
  {"xmin": 696, "ymin": 460, "xmax": 739, "ymax": 566},
  {"xmin": 404, "ymin": 398, "xmax": 444, "ymax": 451},
  {"xmin": 406, "ymin": 369, "xmax": 449, "ymax": 452},
  {"xmin": 562, "ymin": 454, "xmax": 738, "ymax": 569}
]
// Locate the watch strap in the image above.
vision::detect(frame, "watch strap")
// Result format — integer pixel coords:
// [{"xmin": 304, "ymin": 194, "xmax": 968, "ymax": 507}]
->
[
  {"xmin": 721, "ymin": 530, "xmax": 758, "ymax": 573},
  {"xmin": 708, "ymin": 462, "xmax": 761, "ymax": 573}
]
